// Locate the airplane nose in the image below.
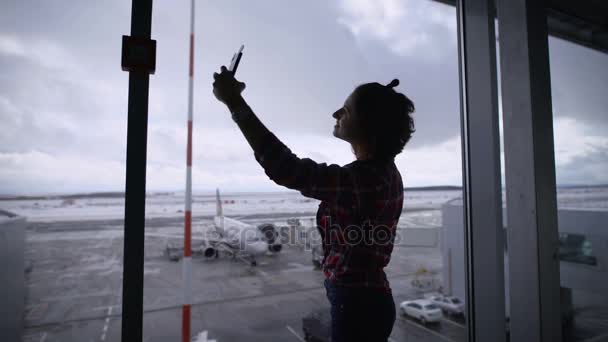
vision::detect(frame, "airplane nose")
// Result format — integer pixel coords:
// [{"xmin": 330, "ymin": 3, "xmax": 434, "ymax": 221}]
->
[
  {"xmin": 247, "ymin": 241, "xmax": 267, "ymax": 255},
  {"xmin": 256, "ymin": 241, "xmax": 268, "ymax": 254}
]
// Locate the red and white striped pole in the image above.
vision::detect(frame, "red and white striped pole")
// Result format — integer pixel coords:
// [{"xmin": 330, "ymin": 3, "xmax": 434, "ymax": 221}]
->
[{"xmin": 182, "ymin": 0, "xmax": 195, "ymax": 341}]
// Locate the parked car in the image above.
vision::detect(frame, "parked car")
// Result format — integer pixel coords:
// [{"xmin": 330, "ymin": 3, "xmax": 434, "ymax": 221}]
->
[
  {"xmin": 427, "ymin": 294, "xmax": 465, "ymax": 316},
  {"xmin": 311, "ymin": 244, "xmax": 323, "ymax": 269},
  {"xmin": 302, "ymin": 308, "xmax": 331, "ymax": 342},
  {"xmin": 400, "ymin": 299, "xmax": 443, "ymax": 325}
]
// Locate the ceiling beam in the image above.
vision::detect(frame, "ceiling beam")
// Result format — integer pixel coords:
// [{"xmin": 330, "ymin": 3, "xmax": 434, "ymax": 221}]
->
[{"xmin": 431, "ymin": 0, "xmax": 608, "ymax": 53}]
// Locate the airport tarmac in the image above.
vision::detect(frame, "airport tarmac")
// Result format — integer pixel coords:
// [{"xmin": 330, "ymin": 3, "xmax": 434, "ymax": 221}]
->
[{"xmin": 21, "ymin": 216, "xmax": 465, "ymax": 342}]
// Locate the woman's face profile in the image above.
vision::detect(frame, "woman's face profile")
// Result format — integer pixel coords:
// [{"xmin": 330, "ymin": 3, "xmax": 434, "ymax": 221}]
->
[{"xmin": 332, "ymin": 92, "xmax": 361, "ymax": 143}]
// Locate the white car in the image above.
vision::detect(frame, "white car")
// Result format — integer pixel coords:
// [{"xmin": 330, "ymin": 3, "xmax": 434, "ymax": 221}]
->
[
  {"xmin": 427, "ymin": 295, "xmax": 465, "ymax": 316},
  {"xmin": 311, "ymin": 244, "xmax": 323, "ymax": 269},
  {"xmin": 400, "ymin": 299, "xmax": 443, "ymax": 324}
]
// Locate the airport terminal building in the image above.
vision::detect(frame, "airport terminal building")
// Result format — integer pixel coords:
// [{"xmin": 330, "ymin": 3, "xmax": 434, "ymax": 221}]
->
[{"xmin": 442, "ymin": 198, "xmax": 608, "ymax": 331}]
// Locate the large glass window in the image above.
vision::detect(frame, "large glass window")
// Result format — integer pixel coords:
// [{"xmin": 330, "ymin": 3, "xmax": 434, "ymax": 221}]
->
[
  {"xmin": 558, "ymin": 233, "xmax": 598, "ymax": 267},
  {"xmin": 143, "ymin": 1, "xmax": 468, "ymax": 341},
  {"xmin": 0, "ymin": 1, "xmax": 471, "ymax": 341},
  {"xmin": 0, "ymin": 1, "xmax": 130, "ymax": 341},
  {"xmin": 548, "ymin": 36, "xmax": 608, "ymax": 342}
]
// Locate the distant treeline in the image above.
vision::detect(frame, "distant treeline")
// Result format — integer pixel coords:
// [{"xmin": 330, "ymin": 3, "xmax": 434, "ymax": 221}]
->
[
  {"xmin": 2, "ymin": 184, "xmax": 606, "ymax": 201},
  {"xmin": 404, "ymin": 184, "xmax": 608, "ymax": 192},
  {"xmin": 0, "ymin": 191, "xmax": 183, "ymax": 201},
  {"xmin": 0, "ymin": 192, "xmax": 125, "ymax": 201},
  {"xmin": 557, "ymin": 184, "xmax": 608, "ymax": 189},
  {"xmin": 404, "ymin": 186, "xmax": 462, "ymax": 191}
]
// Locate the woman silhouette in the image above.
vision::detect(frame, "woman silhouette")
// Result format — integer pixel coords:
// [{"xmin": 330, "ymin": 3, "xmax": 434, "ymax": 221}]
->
[{"xmin": 213, "ymin": 66, "xmax": 415, "ymax": 342}]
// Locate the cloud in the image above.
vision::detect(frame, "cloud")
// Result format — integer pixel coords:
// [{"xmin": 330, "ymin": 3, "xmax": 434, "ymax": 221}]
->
[
  {"xmin": 0, "ymin": 34, "xmax": 25, "ymax": 56},
  {"xmin": 395, "ymin": 116, "xmax": 608, "ymax": 188},
  {"xmin": 1, "ymin": 1, "xmax": 605, "ymax": 195},
  {"xmin": 553, "ymin": 118, "xmax": 608, "ymax": 166},
  {"xmin": 0, "ymin": 52, "xmax": 127, "ymax": 160},
  {"xmin": 335, "ymin": 0, "xmax": 456, "ymax": 59},
  {"xmin": 0, "ymin": 33, "xmax": 81, "ymax": 73},
  {"xmin": 3, "ymin": 115, "xmax": 606, "ymax": 195},
  {"xmin": 397, "ymin": 136, "xmax": 462, "ymax": 186},
  {"xmin": 0, "ymin": 150, "xmax": 125, "ymax": 194},
  {"xmin": 548, "ymin": 37, "xmax": 608, "ymax": 128},
  {"xmin": 0, "ymin": 124, "xmax": 359, "ymax": 195},
  {"xmin": 553, "ymin": 117, "xmax": 608, "ymax": 184}
]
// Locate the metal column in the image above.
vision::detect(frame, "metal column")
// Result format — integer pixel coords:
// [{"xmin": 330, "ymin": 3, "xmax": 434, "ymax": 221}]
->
[
  {"xmin": 497, "ymin": 0, "xmax": 562, "ymax": 341},
  {"xmin": 121, "ymin": 0, "xmax": 154, "ymax": 341},
  {"xmin": 456, "ymin": 0, "xmax": 506, "ymax": 341}
]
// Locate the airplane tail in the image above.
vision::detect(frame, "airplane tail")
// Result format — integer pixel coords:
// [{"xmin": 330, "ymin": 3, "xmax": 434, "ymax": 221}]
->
[{"xmin": 216, "ymin": 188, "xmax": 223, "ymax": 218}]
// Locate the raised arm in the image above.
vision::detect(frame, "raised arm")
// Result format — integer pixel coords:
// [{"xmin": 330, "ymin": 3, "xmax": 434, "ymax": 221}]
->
[{"xmin": 212, "ymin": 66, "xmax": 364, "ymax": 206}]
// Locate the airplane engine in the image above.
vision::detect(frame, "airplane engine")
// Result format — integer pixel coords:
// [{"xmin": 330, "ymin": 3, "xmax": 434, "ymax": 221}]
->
[
  {"xmin": 258, "ymin": 223, "xmax": 282, "ymax": 253},
  {"xmin": 258, "ymin": 223, "xmax": 278, "ymax": 243},
  {"xmin": 203, "ymin": 247, "xmax": 217, "ymax": 258}
]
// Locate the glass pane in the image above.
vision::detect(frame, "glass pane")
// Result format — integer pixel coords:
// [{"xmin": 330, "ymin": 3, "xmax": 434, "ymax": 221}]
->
[
  {"xmin": 559, "ymin": 233, "xmax": 598, "ymax": 266},
  {"xmin": 548, "ymin": 37, "xmax": 608, "ymax": 341},
  {"xmin": 142, "ymin": 1, "xmax": 468, "ymax": 341},
  {"xmin": 0, "ymin": 1, "xmax": 129, "ymax": 341}
]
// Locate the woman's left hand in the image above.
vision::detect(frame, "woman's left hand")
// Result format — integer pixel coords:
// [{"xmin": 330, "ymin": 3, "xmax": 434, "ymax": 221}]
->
[{"xmin": 213, "ymin": 66, "xmax": 246, "ymax": 108}]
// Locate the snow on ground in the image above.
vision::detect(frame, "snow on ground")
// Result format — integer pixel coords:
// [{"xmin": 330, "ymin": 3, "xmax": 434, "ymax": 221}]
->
[
  {"xmin": 1, "ymin": 187, "xmax": 606, "ymax": 223},
  {"xmin": 0, "ymin": 190, "xmax": 462, "ymax": 223}
]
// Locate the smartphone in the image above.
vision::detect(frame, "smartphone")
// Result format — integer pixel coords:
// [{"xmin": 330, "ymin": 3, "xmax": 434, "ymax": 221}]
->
[{"xmin": 228, "ymin": 45, "xmax": 244, "ymax": 74}]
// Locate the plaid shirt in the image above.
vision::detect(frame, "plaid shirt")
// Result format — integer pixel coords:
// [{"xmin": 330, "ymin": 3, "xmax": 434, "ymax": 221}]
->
[{"xmin": 253, "ymin": 132, "xmax": 404, "ymax": 293}]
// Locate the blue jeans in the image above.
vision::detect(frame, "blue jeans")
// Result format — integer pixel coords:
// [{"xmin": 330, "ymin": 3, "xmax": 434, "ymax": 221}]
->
[{"xmin": 324, "ymin": 279, "xmax": 396, "ymax": 342}]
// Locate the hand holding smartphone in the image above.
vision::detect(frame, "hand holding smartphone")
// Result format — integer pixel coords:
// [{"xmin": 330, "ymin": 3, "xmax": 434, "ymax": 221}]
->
[
  {"xmin": 228, "ymin": 45, "xmax": 244, "ymax": 74},
  {"xmin": 213, "ymin": 45, "xmax": 246, "ymax": 109}
]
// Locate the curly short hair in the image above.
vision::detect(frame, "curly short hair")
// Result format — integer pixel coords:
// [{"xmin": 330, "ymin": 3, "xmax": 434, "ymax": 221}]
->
[{"xmin": 352, "ymin": 79, "xmax": 415, "ymax": 161}]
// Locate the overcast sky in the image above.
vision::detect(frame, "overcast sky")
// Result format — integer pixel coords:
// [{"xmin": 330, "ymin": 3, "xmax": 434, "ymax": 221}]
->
[{"xmin": 0, "ymin": 0, "xmax": 606, "ymax": 195}]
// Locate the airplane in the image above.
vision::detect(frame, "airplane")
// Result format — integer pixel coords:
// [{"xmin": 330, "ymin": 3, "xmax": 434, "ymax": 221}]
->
[{"xmin": 163, "ymin": 188, "xmax": 283, "ymax": 266}]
